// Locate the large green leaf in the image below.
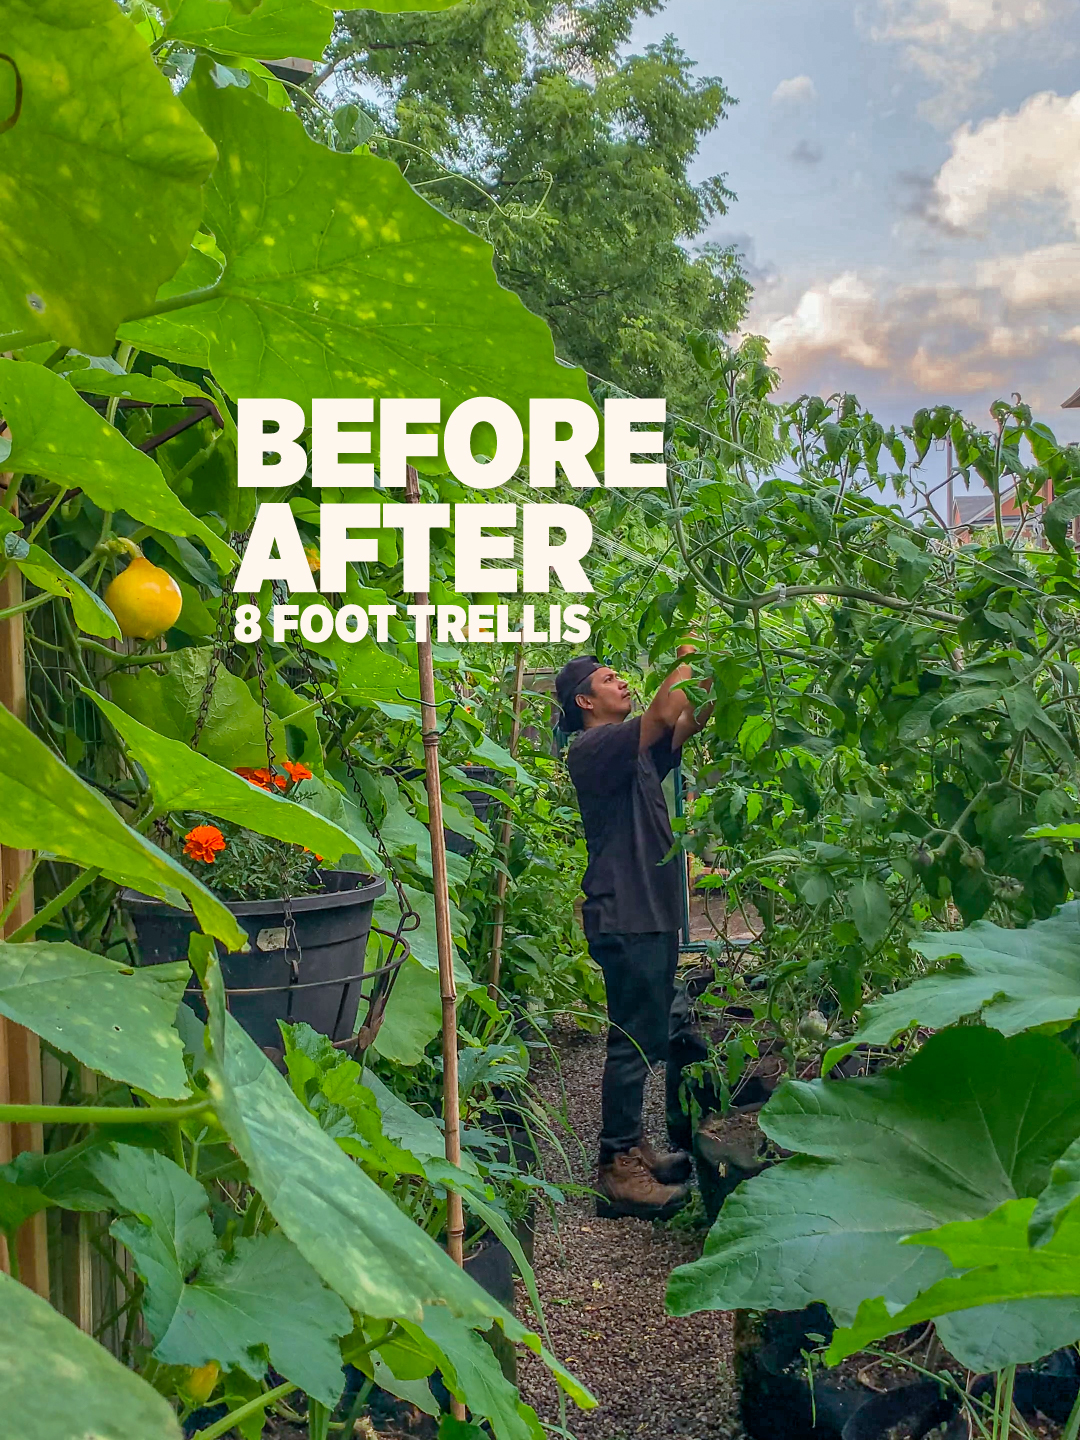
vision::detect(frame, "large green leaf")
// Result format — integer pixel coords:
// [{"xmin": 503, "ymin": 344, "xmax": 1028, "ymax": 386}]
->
[
  {"xmin": 91, "ymin": 692, "xmax": 364, "ymax": 863},
  {"xmin": 0, "ymin": 1269, "xmax": 182, "ymax": 1440},
  {"xmin": 4, "ymin": 535, "xmax": 122, "ymax": 639},
  {"xmin": 666, "ymin": 1028, "xmax": 1080, "ymax": 1370},
  {"xmin": 409, "ymin": 1308, "xmax": 544, "ymax": 1440},
  {"xmin": 855, "ymin": 901, "xmax": 1080, "ymax": 1045},
  {"xmin": 371, "ymin": 955, "xmax": 444, "ymax": 1066},
  {"xmin": 0, "ymin": 941, "xmax": 190, "ymax": 1098},
  {"xmin": 0, "ymin": 704, "xmax": 244, "ymax": 949},
  {"xmin": 827, "ymin": 1198, "xmax": 1080, "ymax": 1367},
  {"xmin": 0, "ymin": 1138, "xmax": 113, "ymax": 1237},
  {"xmin": 165, "ymin": 0, "xmax": 334, "ymax": 60},
  {"xmin": 191, "ymin": 941, "xmax": 593, "ymax": 1413},
  {"xmin": 0, "ymin": 0, "xmax": 216, "ymax": 353},
  {"xmin": 0, "ymin": 362, "xmax": 235, "ymax": 571},
  {"xmin": 96, "ymin": 1145, "xmax": 349, "ymax": 1405},
  {"xmin": 107, "ymin": 646, "xmax": 284, "ymax": 771},
  {"xmin": 125, "ymin": 72, "xmax": 594, "ymax": 434}
]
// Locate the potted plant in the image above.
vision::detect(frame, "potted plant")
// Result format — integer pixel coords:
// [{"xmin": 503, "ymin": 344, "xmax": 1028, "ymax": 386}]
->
[{"xmin": 125, "ymin": 761, "xmax": 387, "ymax": 1051}]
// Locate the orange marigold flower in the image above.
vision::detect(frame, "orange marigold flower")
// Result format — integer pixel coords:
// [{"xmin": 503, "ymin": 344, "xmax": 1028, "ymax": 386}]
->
[
  {"xmin": 236, "ymin": 767, "xmax": 287, "ymax": 791},
  {"xmin": 235, "ymin": 767, "xmax": 271, "ymax": 790},
  {"xmin": 283, "ymin": 760, "xmax": 313, "ymax": 784},
  {"xmin": 184, "ymin": 825, "xmax": 226, "ymax": 864}
]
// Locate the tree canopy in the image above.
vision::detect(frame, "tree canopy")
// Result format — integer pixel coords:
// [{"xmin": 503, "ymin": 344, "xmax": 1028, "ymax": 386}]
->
[{"xmin": 318, "ymin": 0, "xmax": 749, "ymax": 413}]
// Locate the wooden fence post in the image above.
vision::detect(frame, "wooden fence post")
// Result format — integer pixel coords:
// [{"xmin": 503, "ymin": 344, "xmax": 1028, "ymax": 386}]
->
[{"xmin": 0, "ymin": 563, "xmax": 50, "ymax": 1297}]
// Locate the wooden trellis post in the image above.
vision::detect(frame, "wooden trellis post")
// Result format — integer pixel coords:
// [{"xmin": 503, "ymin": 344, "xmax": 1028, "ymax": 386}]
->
[
  {"xmin": 488, "ymin": 646, "xmax": 525, "ymax": 996},
  {"xmin": 0, "ymin": 562, "xmax": 49, "ymax": 1297}
]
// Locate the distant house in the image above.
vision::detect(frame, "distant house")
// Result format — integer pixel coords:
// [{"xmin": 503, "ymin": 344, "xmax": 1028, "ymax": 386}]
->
[
  {"xmin": 949, "ymin": 486, "xmax": 1059, "ymax": 545},
  {"xmin": 1063, "ymin": 387, "xmax": 1080, "ymax": 409}
]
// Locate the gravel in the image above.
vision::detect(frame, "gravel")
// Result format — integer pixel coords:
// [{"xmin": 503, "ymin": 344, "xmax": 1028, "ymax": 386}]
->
[{"xmin": 516, "ymin": 1018, "xmax": 743, "ymax": 1440}]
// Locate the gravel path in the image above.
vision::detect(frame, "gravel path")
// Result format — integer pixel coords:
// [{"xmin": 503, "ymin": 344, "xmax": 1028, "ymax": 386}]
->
[{"xmin": 516, "ymin": 1020, "xmax": 742, "ymax": 1440}]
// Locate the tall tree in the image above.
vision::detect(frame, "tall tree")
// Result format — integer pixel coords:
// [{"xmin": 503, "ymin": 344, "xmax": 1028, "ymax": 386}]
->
[{"xmin": 314, "ymin": 0, "xmax": 749, "ymax": 413}]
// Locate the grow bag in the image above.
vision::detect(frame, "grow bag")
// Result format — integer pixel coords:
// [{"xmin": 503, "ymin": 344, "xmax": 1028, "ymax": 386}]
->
[
  {"xmin": 736, "ymin": 1307, "xmax": 959, "ymax": 1440},
  {"xmin": 125, "ymin": 870, "xmax": 390, "ymax": 1052},
  {"xmin": 445, "ymin": 764, "xmax": 501, "ymax": 856}
]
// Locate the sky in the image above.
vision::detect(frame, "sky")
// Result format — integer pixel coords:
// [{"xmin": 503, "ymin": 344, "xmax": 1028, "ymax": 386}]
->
[{"xmin": 631, "ymin": 0, "xmax": 1080, "ymax": 442}]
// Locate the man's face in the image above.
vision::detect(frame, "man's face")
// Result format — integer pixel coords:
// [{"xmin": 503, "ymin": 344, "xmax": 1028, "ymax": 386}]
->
[{"xmin": 579, "ymin": 666, "xmax": 632, "ymax": 725}]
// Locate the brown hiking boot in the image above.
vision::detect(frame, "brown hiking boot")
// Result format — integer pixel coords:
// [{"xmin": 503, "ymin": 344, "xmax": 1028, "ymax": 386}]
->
[
  {"xmin": 596, "ymin": 1148, "xmax": 689, "ymax": 1220},
  {"xmin": 637, "ymin": 1137, "xmax": 692, "ymax": 1186}
]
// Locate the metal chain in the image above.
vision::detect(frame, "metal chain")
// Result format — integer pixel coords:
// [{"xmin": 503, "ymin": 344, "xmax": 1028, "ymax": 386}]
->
[
  {"xmin": 191, "ymin": 536, "xmax": 245, "ymax": 749},
  {"xmin": 291, "ymin": 641, "xmax": 420, "ymax": 938}
]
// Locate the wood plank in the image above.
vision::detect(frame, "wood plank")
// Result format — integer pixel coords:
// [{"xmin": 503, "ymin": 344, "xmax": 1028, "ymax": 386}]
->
[{"xmin": 0, "ymin": 563, "xmax": 50, "ymax": 1297}]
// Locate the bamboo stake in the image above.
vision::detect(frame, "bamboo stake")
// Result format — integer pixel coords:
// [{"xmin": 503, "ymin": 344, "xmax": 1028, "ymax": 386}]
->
[
  {"xmin": 488, "ymin": 645, "xmax": 526, "ymax": 997},
  {"xmin": 404, "ymin": 469, "xmax": 466, "ymax": 1255}
]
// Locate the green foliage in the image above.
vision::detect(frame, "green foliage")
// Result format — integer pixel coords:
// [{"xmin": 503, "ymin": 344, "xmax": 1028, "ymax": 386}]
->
[
  {"xmin": 667, "ymin": 1028, "xmax": 1080, "ymax": 1370},
  {"xmin": 0, "ymin": 941, "xmax": 190, "ymax": 1097},
  {"xmin": 827, "ymin": 1197, "xmax": 1080, "ymax": 1367},
  {"xmin": 0, "ymin": 703, "xmax": 244, "ymax": 948},
  {"xmin": 327, "ymin": 0, "xmax": 749, "ymax": 411},
  {"xmin": 0, "ymin": 361, "xmax": 235, "ymax": 571},
  {"xmin": 132, "ymin": 66, "xmax": 595, "ymax": 434},
  {"xmin": 0, "ymin": 1270, "xmax": 182, "ymax": 1440},
  {"xmin": 106, "ymin": 647, "xmax": 285, "ymax": 771},
  {"xmin": 92, "ymin": 692, "xmax": 360, "ymax": 863},
  {"xmin": 96, "ymin": 1145, "xmax": 350, "ymax": 1404},
  {"xmin": 0, "ymin": 0, "xmax": 217, "ymax": 352},
  {"xmin": 856, "ymin": 898, "xmax": 1080, "ymax": 1044}
]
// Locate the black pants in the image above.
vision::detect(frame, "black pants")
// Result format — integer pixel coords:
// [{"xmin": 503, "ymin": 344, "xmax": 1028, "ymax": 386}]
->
[{"xmin": 589, "ymin": 931, "xmax": 707, "ymax": 1161}]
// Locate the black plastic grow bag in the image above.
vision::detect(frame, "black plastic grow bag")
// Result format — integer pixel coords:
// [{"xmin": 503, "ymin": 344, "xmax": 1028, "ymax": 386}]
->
[{"xmin": 125, "ymin": 870, "xmax": 392, "ymax": 1052}]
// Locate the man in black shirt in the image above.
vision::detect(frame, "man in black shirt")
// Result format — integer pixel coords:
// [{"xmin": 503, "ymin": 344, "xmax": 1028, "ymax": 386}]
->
[{"xmin": 557, "ymin": 649, "xmax": 711, "ymax": 1220}]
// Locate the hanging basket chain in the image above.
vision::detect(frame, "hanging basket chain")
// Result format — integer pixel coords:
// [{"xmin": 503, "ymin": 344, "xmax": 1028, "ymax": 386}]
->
[{"xmin": 291, "ymin": 640, "xmax": 421, "ymax": 941}]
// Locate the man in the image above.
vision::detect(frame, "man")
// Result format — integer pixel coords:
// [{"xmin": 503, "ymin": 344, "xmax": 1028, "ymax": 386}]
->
[{"xmin": 556, "ymin": 649, "xmax": 711, "ymax": 1220}]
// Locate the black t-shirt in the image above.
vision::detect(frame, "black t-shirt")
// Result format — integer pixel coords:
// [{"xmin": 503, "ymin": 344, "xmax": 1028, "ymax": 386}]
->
[{"xmin": 567, "ymin": 715, "xmax": 683, "ymax": 937}]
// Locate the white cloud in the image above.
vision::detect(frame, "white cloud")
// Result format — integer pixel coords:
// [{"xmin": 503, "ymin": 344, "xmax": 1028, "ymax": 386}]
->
[
  {"xmin": 866, "ymin": 0, "xmax": 1071, "ymax": 125},
  {"xmin": 752, "ymin": 253, "xmax": 1080, "ymax": 409},
  {"xmin": 933, "ymin": 90, "xmax": 1080, "ymax": 233},
  {"xmin": 746, "ymin": 87, "xmax": 1080, "ymax": 416},
  {"xmin": 771, "ymin": 75, "xmax": 817, "ymax": 106}
]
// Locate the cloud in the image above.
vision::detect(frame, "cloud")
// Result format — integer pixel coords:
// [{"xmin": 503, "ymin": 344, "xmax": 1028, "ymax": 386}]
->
[
  {"xmin": 751, "ymin": 253, "xmax": 1080, "ymax": 411},
  {"xmin": 932, "ymin": 90, "xmax": 1080, "ymax": 233},
  {"xmin": 865, "ymin": 0, "xmax": 1071, "ymax": 125},
  {"xmin": 772, "ymin": 75, "xmax": 817, "ymax": 106},
  {"xmin": 789, "ymin": 139, "xmax": 824, "ymax": 166},
  {"xmin": 746, "ymin": 87, "xmax": 1080, "ymax": 419}
]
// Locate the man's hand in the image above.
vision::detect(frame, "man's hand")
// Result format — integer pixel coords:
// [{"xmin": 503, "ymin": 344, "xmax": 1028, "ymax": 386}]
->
[{"xmin": 639, "ymin": 639, "xmax": 711, "ymax": 752}]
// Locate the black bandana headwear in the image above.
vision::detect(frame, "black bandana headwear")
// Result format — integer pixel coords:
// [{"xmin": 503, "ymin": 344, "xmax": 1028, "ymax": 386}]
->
[{"xmin": 555, "ymin": 655, "xmax": 601, "ymax": 733}]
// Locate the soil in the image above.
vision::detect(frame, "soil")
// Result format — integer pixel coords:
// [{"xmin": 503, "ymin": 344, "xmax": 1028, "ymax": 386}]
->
[{"xmin": 514, "ymin": 1016, "xmax": 742, "ymax": 1439}]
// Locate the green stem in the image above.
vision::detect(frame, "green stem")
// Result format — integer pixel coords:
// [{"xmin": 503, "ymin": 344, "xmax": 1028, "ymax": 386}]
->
[
  {"xmin": 0, "ymin": 856, "xmax": 40, "ymax": 933},
  {"xmin": 24, "ymin": 486, "xmax": 67, "ymax": 545},
  {"xmin": 994, "ymin": 1365, "xmax": 1016, "ymax": 1440},
  {"xmin": 3, "ymin": 472, "xmax": 24, "ymax": 513},
  {"xmin": 0, "ymin": 1098, "xmax": 211, "ymax": 1126},
  {"xmin": 7, "ymin": 867, "xmax": 101, "ymax": 942},
  {"xmin": 0, "ymin": 591, "xmax": 53, "ymax": 625},
  {"xmin": 77, "ymin": 637, "xmax": 167, "ymax": 666},
  {"xmin": 190, "ymin": 1381, "xmax": 295, "ymax": 1440},
  {"xmin": 1063, "ymin": 1371, "xmax": 1080, "ymax": 1440},
  {"xmin": 0, "ymin": 285, "xmax": 224, "ymax": 357}
]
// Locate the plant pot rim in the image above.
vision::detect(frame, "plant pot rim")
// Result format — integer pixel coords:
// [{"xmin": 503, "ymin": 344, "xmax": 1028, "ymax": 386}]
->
[{"xmin": 122, "ymin": 870, "xmax": 386, "ymax": 917}]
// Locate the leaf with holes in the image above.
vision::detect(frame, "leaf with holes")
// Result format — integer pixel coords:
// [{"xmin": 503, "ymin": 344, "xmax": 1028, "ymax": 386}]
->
[
  {"xmin": 12, "ymin": 539, "xmax": 122, "ymax": 639},
  {"xmin": 0, "ymin": 941, "xmax": 190, "ymax": 1097},
  {"xmin": 0, "ymin": 0, "xmax": 216, "ymax": 352}
]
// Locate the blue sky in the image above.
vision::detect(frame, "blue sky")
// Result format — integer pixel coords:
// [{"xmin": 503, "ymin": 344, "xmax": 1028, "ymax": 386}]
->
[{"xmin": 632, "ymin": 0, "xmax": 1080, "ymax": 441}]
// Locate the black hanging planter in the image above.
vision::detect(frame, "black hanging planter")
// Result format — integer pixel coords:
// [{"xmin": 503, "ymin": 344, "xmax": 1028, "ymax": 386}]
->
[{"xmin": 124, "ymin": 870, "xmax": 403, "ymax": 1055}]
